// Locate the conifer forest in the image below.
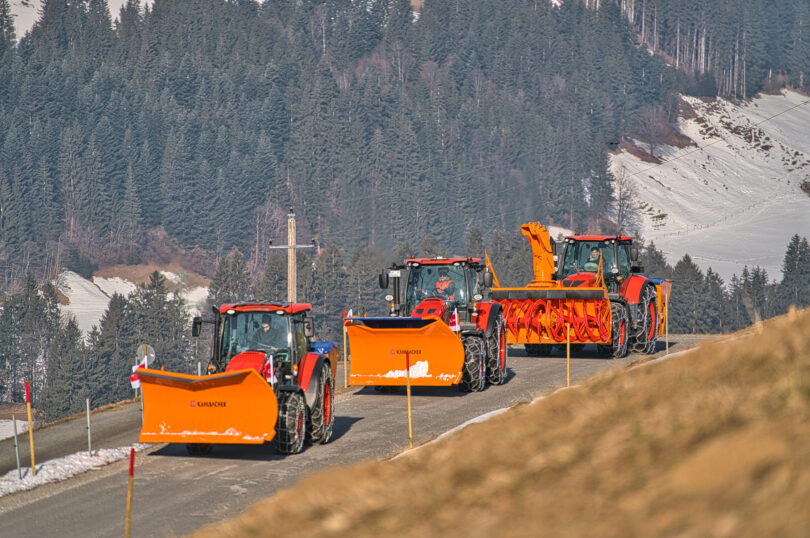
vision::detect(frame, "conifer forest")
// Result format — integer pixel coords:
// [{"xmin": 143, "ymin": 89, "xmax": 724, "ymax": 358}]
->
[{"xmin": 0, "ymin": 0, "xmax": 808, "ymax": 418}]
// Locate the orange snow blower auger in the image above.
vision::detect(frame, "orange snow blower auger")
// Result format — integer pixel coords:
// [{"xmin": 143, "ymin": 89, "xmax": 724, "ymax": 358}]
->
[
  {"xmin": 489, "ymin": 222, "xmax": 671, "ymax": 358},
  {"xmin": 138, "ymin": 302, "xmax": 338, "ymax": 456},
  {"xmin": 347, "ymin": 257, "xmax": 508, "ymax": 392}
]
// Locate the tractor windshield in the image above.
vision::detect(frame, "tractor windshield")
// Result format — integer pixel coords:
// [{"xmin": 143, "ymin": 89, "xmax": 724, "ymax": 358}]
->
[
  {"xmin": 405, "ymin": 264, "xmax": 467, "ymax": 313},
  {"xmin": 220, "ymin": 311, "xmax": 290, "ymax": 359},
  {"xmin": 561, "ymin": 241, "xmax": 616, "ymax": 277}
]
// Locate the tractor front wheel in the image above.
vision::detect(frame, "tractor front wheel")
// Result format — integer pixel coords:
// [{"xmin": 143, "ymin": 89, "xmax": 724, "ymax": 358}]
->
[
  {"xmin": 629, "ymin": 286, "xmax": 659, "ymax": 355},
  {"xmin": 460, "ymin": 336, "xmax": 486, "ymax": 392},
  {"xmin": 306, "ymin": 362, "xmax": 335, "ymax": 445},
  {"xmin": 274, "ymin": 391, "xmax": 306, "ymax": 455},
  {"xmin": 598, "ymin": 302, "xmax": 628, "ymax": 358},
  {"xmin": 486, "ymin": 317, "xmax": 508, "ymax": 385}
]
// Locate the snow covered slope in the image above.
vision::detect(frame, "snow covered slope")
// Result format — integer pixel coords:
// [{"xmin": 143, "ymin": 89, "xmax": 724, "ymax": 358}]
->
[
  {"xmin": 10, "ymin": 0, "xmax": 154, "ymax": 40},
  {"xmin": 56, "ymin": 271, "xmax": 208, "ymax": 336},
  {"xmin": 610, "ymin": 89, "xmax": 810, "ymax": 282}
]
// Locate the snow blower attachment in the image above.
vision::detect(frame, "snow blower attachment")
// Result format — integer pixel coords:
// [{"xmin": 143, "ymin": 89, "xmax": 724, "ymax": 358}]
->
[
  {"xmin": 489, "ymin": 222, "xmax": 671, "ymax": 358},
  {"xmin": 138, "ymin": 303, "xmax": 337, "ymax": 455},
  {"xmin": 347, "ymin": 257, "xmax": 508, "ymax": 391}
]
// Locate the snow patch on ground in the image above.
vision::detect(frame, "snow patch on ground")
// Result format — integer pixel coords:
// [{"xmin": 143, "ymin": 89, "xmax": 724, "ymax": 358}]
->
[
  {"xmin": 56, "ymin": 271, "xmax": 209, "ymax": 335},
  {"xmin": 610, "ymin": 89, "xmax": 810, "ymax": 282},
  {"xmin": 0, "ymin": 444, "xmax": 150, "ymax": 498},
  {"xmin": 56, "ymin": 271, "xmax": 120, "ymax": 335},
  {"xmin": 0, "ymin": 419, "xmax": 28, "ymax": 441}
]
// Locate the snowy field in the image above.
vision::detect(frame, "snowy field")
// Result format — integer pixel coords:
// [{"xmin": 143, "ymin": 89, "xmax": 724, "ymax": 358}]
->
[
  {"xmin": 611, "ymin": 89, "xmax": 810, "ymax": 282},
  {"xmin": 56, "ymin": 271, "xmax": 209, "ymax": 336},
  {"xmin": 0, "ymin": 444, "xmax": 150, "ymax": 498},
  {"xmin": 0, "ymin": 419, "xmax": 28, "ymax": 442}
]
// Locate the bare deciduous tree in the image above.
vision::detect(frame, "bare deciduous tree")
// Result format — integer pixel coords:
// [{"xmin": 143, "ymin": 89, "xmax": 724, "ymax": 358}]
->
[{"xmin": 613, "ymin": 166, "xmax": 640, "ymax": 235}]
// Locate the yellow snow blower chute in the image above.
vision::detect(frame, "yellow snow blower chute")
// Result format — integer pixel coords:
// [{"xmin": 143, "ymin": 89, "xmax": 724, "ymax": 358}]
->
[{"xmin": 346, "ymin": 257, "xmax": 508, "ymax": 392}]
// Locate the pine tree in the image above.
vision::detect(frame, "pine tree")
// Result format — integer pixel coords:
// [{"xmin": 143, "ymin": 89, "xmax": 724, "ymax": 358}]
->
[{"xmin": 39, "ymin": 317, "xmax": 87, "ymax": 422}]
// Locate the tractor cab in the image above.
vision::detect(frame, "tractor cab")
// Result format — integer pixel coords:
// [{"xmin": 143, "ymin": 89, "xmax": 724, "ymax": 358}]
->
[
  {"xmin": 379, "ymin": 257, "xmax": 491, "ymax": 324},
  {"xmin": 194, "ymin": 303, "xmax": 314, "ymax": 387},
  {"xmin": 556, "ymin": 236, "xmax": 640, "ymax": 293}
]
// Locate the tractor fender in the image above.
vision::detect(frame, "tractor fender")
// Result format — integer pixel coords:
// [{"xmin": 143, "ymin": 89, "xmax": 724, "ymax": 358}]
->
[
  {"xmin": 476, "ymin": 302, "xmax": 503, "ymax": 336},
  {"xmin": 619, "ymin": 275, "xmax": 650, "ymax": 304},
  {"xmin": 298, "ymin": 352, "xmax": 328, "ymax": 411}
]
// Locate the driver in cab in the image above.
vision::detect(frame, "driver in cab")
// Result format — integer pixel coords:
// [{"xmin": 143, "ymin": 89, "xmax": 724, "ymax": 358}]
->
[
  {"xmin": 250, "ymin": 314, "xmax": 283, "ymax": 351},
  {"xmin": 435, "ymin": 267, "xmax": 456, "ymax": 301}
]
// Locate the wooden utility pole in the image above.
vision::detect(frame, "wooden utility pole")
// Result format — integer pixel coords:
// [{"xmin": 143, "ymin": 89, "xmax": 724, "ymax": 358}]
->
[{"xmin": 268, "ymin": 209, "xmax": 315, "ymax": 303}]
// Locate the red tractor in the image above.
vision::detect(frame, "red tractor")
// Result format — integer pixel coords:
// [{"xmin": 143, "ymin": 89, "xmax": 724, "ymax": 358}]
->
[
  {"xmin": 346, "ymin": 257, "xmax": 507, "ymax": 391},
  {"xmin": 137, "ymin": 302, "xmax": 337, "ymax": 455},
  {"xmin": 490, "ymin": 223, "xmax": 670, "ymax": 358}
]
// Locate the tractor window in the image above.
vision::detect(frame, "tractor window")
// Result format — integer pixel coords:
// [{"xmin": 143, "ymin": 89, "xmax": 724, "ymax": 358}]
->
[
  {"xmin": 406, "ymin": 264, "xmax": 468, "ymax": 312},
  {"xmin": 291, "ymin": 318, "xmax": 308, "ymax": 361},
  {"xmin": 221, "ymin": 311, "xmax": 288, "ymax": 358},
  {"xmin": 617, "ymin": 245, "xmax": 631, "ymax": 278},
  {"xmin": 561, "ymin": 242, "xmax": 616, "ymax": 276}
]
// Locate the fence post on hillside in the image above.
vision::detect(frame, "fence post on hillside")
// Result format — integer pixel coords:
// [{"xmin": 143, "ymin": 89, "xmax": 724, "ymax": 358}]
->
[
  {"xmin": 12, "ymin": 415, "xmax": 21, "ymax": 480},
  {"xmin": 86, "ymin": 398, "xmax": 92, "ymax": 455}
]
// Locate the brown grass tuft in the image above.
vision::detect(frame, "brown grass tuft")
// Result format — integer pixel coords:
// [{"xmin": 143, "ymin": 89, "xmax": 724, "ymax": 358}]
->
[{"xmin": 193, "ymin": 309, "xmax": 810, "ymax": 537}]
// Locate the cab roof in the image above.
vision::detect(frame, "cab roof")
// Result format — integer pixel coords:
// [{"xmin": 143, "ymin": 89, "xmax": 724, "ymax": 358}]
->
[
  {"xmin": 404, "ymin": 256, "xmax": 482, "ymax": 265},
  {"xmin": 565, "ymin": 235, "xmax": 634, "ymax": 242},
  {"xmin": 219, "ymin": 303, "xmax": 311, "ymax": 315}
]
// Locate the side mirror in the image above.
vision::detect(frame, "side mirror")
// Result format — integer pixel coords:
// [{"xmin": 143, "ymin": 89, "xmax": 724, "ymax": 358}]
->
[
  {"xmin": 191, "ymin": 317, "xmax": 203, "ymax": 337},
  {"xmin": 303, "ymin": 318, "xmax": 315, "ymax": 338},
  {"xmin": 378, "ymin": 273, "xmax": 389, "ymax": 289},
  {"xmin": 482, "ymin": 271, "xmax": 494, "ymax": 288},
  {"xmin": 630, "ymin": 246, "xmax": 639, "ymax": 261}
]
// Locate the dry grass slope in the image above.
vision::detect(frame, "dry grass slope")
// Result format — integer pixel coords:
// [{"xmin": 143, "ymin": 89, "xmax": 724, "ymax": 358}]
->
[{"xmin": 194, "ymin": 308, "xmax": 810, "ymax": 538}]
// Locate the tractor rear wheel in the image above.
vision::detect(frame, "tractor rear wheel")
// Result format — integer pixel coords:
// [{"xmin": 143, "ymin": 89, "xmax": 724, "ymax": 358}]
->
[
  {"xmin": 525, "ymin": 343, "xmax": 553, "ymax": 356},
  {"xmin": 306, "ymin": 362, "xmax": 335, "ymax": 445},
  {"xmin": 629, "ymin": 286, "xmax": 659, "ymax": 355},
  {"xmin": 460, "ymin": 336, "xmax": 486, "ymax": 392},
  {"xmin": 598, "ymin": 302, "xmax": 628, "ymax": 358},
  {"xmin": 486, "ymin": 316, "xmax": 507, "ymax": 385},
  {"xmin": 274, "ymin": 391, "xmax": 306, "ymax": 455}
]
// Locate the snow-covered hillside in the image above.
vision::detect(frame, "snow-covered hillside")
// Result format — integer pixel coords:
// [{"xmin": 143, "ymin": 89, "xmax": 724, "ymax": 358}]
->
[
  {"xmin": 56, "ymin": 271, "xmax": 208, "ymax": 335},
  {"xmin": 10, "ymin": 0, "xmax": 153, "ymax": 40},
  {"xmin": 610, "ymin": 89, "xmax": 810, "ymax": 282}
]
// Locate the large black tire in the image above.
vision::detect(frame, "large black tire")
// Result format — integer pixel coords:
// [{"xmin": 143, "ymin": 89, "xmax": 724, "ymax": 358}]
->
[
  {"xmin": 629, "ymin": 285, "xmax": 659, "ymax": 355},
  {"xmin": 306, "ymin": 362, "xmax": 335, "ymax": 445},
  {"xmin": 486, "ymin": 316, "xmax": 507, "ymax": 385},
  {"xmin": 598, "ymin": 302, "xmax": 629, "ymax": 358},
  {"xmin": 185, "ymin": 443, "xmax": 213, "ymax": 456},
  {"xmin": 274, "ymin": 391, "xmax": 306, "ymax": 455},
  {"xmin": 525, "ymin": 343, "xmax": 553, "ymax": 356},
  {"xmin": 460, "ymin": 336, "xmax": 486, "ymax": 392},
  {"xmin": 569, "ymin": 343, "xmax": 585, "ymax": 353}
]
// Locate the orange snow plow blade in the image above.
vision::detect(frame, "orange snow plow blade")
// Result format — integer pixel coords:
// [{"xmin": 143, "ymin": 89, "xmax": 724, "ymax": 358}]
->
[
  {"xmin": 347, "ymin": 318, "xmax": 464, "ymax": 386},
  {"xmin": 137, "ymin": 368, "xmax": 278, "ymax": 445}
]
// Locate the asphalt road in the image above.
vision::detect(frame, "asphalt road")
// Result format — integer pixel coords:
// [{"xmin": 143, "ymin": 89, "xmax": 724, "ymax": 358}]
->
[{"xmin": 0, "ymin": 336, "xmax": 706, "ymax": 537}]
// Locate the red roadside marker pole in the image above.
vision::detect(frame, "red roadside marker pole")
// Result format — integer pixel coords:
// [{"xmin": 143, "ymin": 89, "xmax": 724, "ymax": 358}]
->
[
  {"xmin": 25, "ymin": 381, "xmax": 35, "ymax": 476},
  {"xmin": 125, "ymin": 447, "xmax": 135, "ymax": 538}
]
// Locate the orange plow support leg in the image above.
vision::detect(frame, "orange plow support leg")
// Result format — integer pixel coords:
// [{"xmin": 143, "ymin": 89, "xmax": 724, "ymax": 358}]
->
[
  {"xmin": 138, "ymin": 368, "xmax": 278, "ymax": 445},
  {"xmin": 347, "ymin": 318, "xmax": 465, "ymax": 386}
]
